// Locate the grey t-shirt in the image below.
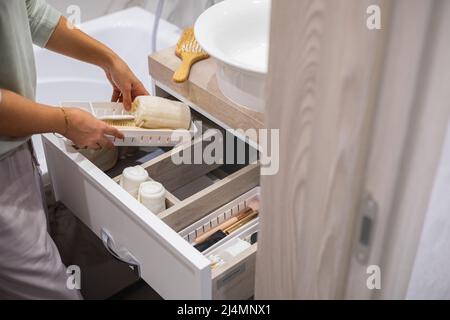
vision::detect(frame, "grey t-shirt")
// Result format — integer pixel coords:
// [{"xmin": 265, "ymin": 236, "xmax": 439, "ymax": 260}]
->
[{"xmin": 0, "ymin": 0, "xmax": 61, "ymax": 160}]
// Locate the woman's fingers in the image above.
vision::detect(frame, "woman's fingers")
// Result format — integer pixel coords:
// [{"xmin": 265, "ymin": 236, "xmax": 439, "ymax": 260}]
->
[
  {"xmin": 133, "ymin": 82, "xmax": 150, "ymax": 98},
  {"xmin": 98, "ymin": 137, "xmax": 114, "ymax": 149},
  {"xmin": 122, "ymin": 88, "xmax": 132, "ymax": 110},
  {"xmin": 88, "ymin": 123, "xmax": 122, "ymax": 150},
  {"xmin": 104, "ymin": 125, "xmax": 124, "ymax": 139},
  {"xmin": 64, "ymin": 108, "xmax": 125, "ymax": 151},
  {"xmin": 111, "ymin": 89, "xmax": 121, "ymax": 103},
  {"xmin": 84, "ymin": 138, "xmax": 111, "ymax": 150},
  {"xmin": 96, "ymin": 125, "xmax": 124, "ymax": 149},
  {"xmin": 84, "ymin": 142, "xmax": 99, "ymax": 150}
]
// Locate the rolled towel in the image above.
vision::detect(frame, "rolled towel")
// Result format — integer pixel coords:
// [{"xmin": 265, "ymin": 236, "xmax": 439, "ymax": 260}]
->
[{"xmin": 132, "ymin": 96, "xmax": 191, "ymax": 130}]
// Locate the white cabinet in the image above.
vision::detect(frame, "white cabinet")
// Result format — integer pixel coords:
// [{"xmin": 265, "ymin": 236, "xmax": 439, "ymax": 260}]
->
[{"xmin": 43, "ymin": 96, "xmax": 260, "ymax": 299}]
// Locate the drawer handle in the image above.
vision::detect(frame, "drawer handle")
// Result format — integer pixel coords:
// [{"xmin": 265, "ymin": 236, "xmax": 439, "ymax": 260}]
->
[{"xmin": 101, "ymin": 228, "xmax": 141, "ymax": 277}]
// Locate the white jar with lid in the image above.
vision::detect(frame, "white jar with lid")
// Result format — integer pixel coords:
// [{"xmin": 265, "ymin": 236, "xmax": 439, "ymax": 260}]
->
[
  {"xmin": 120, "ymin": 166, "xmax": 149, "ymax": 198},
  {"xmin": 138, "ymin": 181, "xmax": 166, "ymax": 214}
]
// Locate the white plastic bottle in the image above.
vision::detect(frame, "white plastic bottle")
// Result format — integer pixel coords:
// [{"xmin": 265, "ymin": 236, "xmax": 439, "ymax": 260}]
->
[
  {"xmin": 138, "ymin": 181, "xmax": 166, "ymax": 214},
  {"xmin": 120, "ymin": 166, "xmax": 149, "ymax": 198}
]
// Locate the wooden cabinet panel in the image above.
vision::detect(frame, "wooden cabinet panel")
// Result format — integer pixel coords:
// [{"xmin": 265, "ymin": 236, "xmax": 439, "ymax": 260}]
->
[{"xmin": 256, "ymin": 0, "xmax": 450, "ymax": 299}]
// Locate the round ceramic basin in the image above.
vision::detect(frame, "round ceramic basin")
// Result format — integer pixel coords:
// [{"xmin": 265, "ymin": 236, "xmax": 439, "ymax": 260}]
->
[{"xmin": 195, "ymin": 0, "xmax": 270, "ymax": 113}]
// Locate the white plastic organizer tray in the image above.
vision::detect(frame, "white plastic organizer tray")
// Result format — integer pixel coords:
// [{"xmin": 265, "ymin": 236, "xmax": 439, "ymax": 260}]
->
[
  {"xmin": 179, "ymin": 187, "xmax": 260, "ymax": 255},
  {"xmin": 61, "ymin": 101, "xmax": 197, "ymax": 147}
]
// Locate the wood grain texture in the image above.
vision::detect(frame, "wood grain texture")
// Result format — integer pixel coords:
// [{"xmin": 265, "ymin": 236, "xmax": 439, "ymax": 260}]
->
[
  {"xmin": 255, "ymin": 0, "xmax": 388, "ymax": 299},
  {"xmin": 345, "ymin": 0, "xmax": 435, "ymax": 299},
  {"xmin": 149, "ymin": 48, "xmax": 264, "ymax": 131},
  {"xmin": 164, "ymin": 192, "xmax": 180, "ymax": 207},
  {"xmin": 141, "ymin": 130, "xmax": 222, "ymax": 191}
]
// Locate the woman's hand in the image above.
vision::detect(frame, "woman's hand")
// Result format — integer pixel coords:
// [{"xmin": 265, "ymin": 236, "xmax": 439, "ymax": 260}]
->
[
  {"xmin": 45, "ymin": 17, "xmax": 149, "ymax": 111},
  {"xmin": 64, "ymin": 58, "xmax": 146, "ymax": 150},
  {"xmin": 105, "ymin": 58, "xmax": 149, "ymax": 110},
  {"xmin": 63, "ymin": 108, "xmax": 124, "ymax": 150}
]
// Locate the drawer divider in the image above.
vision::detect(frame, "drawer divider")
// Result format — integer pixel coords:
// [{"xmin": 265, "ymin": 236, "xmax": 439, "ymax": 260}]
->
[
  {"xmin": 159, "ymin": 162, "xmax": 260, "ymax": 232},
  {"xmin": 142, "ymin": 130, "xmax": 223, "ymax": 191}
]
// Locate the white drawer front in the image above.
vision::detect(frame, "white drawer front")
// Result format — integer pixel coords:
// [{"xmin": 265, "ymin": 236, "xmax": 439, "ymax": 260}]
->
[
  {"xmin": 43, "ymin": 134, "xmax": 212, "ymax": 299},
  {"xmin": 43, "ymin": 114, "xmax": 261, "ymax": 300}
]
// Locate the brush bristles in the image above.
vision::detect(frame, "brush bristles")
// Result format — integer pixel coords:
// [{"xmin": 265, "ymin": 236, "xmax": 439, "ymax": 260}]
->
[
  {"xmin": 182, "ymin": 40, "xmax": 204, "ymax": 53},
  {"xmin": 176, "ymin": 27, "xmax": 207, "ymax": 54},
  {"xmin": 103, "ymin": 119, "xmax": 136, "ymax": 127}
]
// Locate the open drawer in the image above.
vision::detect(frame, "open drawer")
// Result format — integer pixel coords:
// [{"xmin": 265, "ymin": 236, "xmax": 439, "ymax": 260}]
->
[{"xmin": 42, "ymin": 118, "xmax": 260, "ymax": 300}]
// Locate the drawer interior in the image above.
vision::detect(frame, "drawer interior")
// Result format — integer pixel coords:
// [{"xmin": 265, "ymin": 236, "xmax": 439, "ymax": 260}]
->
[
  {"xmin": 82, "ymin": 108, "xmax": 261, "ymax": 299},
  {"xmin": 178, "ymin": 188, "xmax": 260, "ymax": 253},
  {"xmin": 106, "ymin": 109, "xmax": 260, "ymax": 229},
  {"xmin": 178, "ymin": 187, "xmax": 260, "ymax": 300},
  {"xmin": 139, "ymin": 131, "xmax": 257, "ymax": 199}
]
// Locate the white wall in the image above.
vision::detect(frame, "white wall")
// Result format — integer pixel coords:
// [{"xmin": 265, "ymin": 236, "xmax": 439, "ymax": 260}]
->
[
  {"xmin": 407, "ymin": 123, "xmax": 450, "ymax": 299},
  {"xmin": 145, "ymin": 0, "xmax": 223, "ymax": 29},
  {"xmin": 46, "ymin": 0, "xmax": 222, "ymax": 27},
  {"xmin": 46, "ymin": 0, "xmax": 145, "ymax": 22}
]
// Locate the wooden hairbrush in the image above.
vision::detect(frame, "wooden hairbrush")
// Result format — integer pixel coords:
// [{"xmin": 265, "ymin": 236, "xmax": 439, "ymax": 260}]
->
[{"xmin": 173, "ymin": 27, "xmax": 209, "ymax": 83}]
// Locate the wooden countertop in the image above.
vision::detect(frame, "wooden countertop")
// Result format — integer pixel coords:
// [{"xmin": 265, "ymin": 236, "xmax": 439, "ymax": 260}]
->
[{"xmin": 148, "ymin": 47, "xmax": 265, "ymax": 131}]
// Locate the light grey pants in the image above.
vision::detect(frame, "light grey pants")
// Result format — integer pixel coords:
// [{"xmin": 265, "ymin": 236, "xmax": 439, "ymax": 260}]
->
[{"xmin": 0, "ymin": 142, "xmax": 82, "ymax": 299}]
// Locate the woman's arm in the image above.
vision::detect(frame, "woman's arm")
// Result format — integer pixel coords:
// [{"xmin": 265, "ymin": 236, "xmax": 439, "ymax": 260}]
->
[
  {"xmin": 45, "ymin": 17, "xmax": 149, "ymax": 110},
  {"xmin": 0, "ymin": 89, "xmax": 65, "ymax": 137},
  {"xmin": 0, "ymin": 89, "xmax": 123, "ymax": 149}
]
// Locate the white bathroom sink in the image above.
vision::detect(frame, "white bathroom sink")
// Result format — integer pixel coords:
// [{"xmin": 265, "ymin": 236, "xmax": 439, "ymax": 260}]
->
[{"xmin": 195, "ymin": 0, "xmax": 270, "ymax": 113}]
